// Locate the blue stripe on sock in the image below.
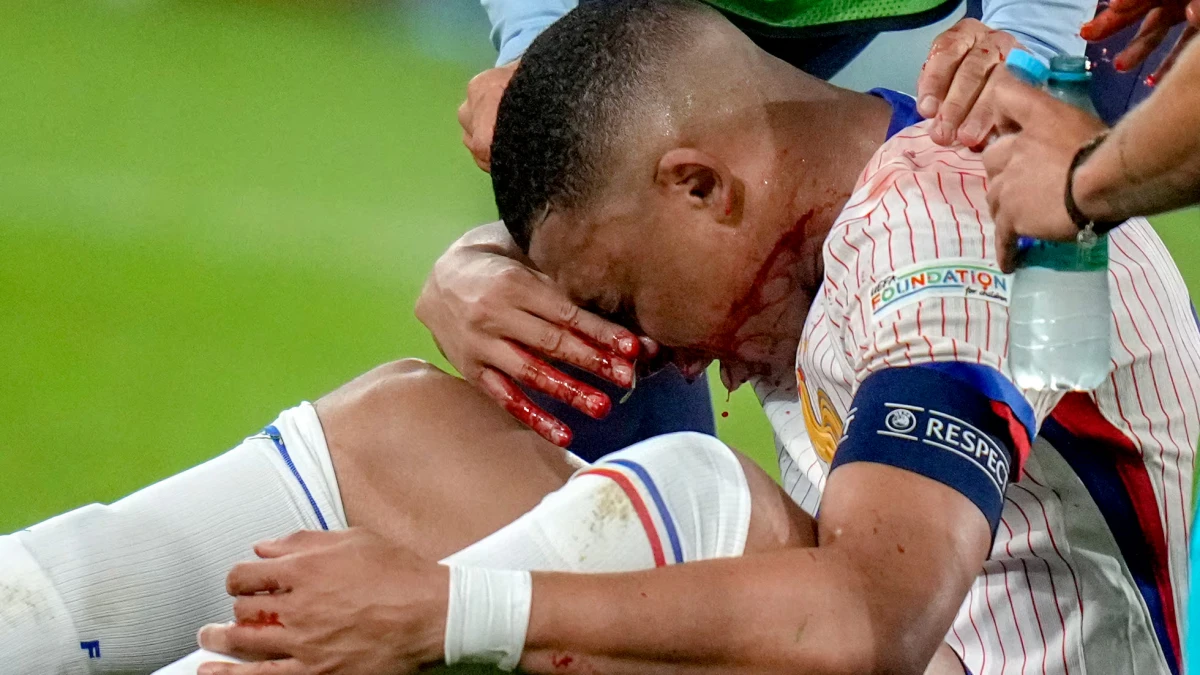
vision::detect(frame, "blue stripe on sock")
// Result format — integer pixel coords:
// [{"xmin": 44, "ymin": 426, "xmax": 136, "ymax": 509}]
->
[
  {"xmin": 607, "ymin": 459, "xmax": 684, "ymax": 564},
  {"xmin": 263, "ymin": 425, "xmax": 329, "ymax": 531}
]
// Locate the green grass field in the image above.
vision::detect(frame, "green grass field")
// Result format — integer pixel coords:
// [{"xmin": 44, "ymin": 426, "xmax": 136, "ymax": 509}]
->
[{"xmin": 2, "ymin": 0, "xmax": 1197, "ymax": 545}]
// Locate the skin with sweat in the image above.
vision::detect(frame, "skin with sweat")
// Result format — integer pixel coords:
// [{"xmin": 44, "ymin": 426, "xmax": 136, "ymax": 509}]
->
[
  {"xmin": 527, "ymin": 19, "xmax": 892, "ymax": 392},
  {"xmin": 197, "ymin": 11, "xmax": 989, "ymax": 675}
]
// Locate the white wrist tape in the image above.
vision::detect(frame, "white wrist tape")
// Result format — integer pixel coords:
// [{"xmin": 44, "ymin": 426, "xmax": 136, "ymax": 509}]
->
[{"xmin": 443, "ymin": 565, "xmax": 533, "ymax": 671}]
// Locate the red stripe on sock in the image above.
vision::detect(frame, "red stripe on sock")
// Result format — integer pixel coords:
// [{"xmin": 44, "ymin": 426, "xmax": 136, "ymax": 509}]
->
[{"xmin": 578, "ymin": 468, "xmax": 667, "ymax": 567}]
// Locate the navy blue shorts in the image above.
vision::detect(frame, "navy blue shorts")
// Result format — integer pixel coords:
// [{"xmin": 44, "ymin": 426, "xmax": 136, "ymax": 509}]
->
[{"xmin": 527, "ymin": 366, "xmax": 715, "ymax": 463}]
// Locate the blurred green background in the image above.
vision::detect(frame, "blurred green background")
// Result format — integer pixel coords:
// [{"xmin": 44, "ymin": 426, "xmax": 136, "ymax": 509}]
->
[{"xmin": 1, "ymin": 0, "xmax": 1197, "ymax": 536}]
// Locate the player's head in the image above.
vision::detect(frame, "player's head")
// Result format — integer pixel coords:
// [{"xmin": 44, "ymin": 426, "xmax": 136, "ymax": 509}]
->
[{"xmin": 491, "ymin": 0, "xmax": 860, "ymax": 378}]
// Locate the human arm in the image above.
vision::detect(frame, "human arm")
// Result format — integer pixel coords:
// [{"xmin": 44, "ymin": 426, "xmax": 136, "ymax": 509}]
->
[
  {"xmin": 517, "ymin": 463, "xmax": 988, "ymax": 674},
  {"xmin": 515, "ymin": 154, "xmax": 1033, "ymax": 673},
  {"xmin": 415, "ymin": 221, "xmax": 642, "ymax": 446},
  {"xmin": 461, "ymin": 1, "xmax": 577, "ymax": 170},
  {"xmin": 195, "ymin": 454, "xmax": 991, "ymax": 675},
  {"xmin": 481, "ymin": 0, "xmax": 577, "ymax": 68},
  {"xmin": 917, "ymin": 0, "xmax": 1095, "ymax": 147},
  {"xmin": 1073, "ymin": 38, "xmax": 1200, "ymax": 219},
  {"xmin": 981, "ymin": 42, "xmax": 1200, "ymax": 270}
]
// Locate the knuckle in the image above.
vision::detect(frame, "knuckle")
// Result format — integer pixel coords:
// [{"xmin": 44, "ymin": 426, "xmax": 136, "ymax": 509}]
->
[
  {"xmin": 518, "ymin": 363, "xmax": 544, "ymax": 388},
  {"xmin": 538, "ymin": 327, "xmax": 567, "ymax": 356},
  {"xmin": 463, "ymin": 300, "xmax": 493, "ymax": 329},
  {"xmin": 474, "ymin": 366, "xmax": 504, "ymax": 393},
  {"xmin": 930, "ymin": 32, "xmax": 965, "ymax": 55},
  {"xmin": 495, "ymin": 263, "xmax": 528, "ymax": 288},
  {"xmin": 556, "ymin": 299, "xmax": 581, "ymax": 326},
  {"xmin": 930, "ymin": 34, "xmax": 956, "ymax": 51},
  {"xmin": 961, "ymin": 52, "xmax": 995, "ymax": 77},
  {"xmin": 939, "ymin": 100, "xmax": 969, "ymax": 122}
]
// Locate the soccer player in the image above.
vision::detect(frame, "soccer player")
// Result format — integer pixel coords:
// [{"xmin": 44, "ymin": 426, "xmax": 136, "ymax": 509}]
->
[
  {"xmin": 3, "ymin": 3, "xmax": 1195, "ymax": 675},
  {"xmin": 448, "ymin": 0, "xmax": 1099, "ymax": 455}
]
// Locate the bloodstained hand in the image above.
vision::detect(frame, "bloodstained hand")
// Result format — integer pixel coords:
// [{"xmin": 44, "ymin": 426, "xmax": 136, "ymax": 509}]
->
[
  {"xmin": 1082, "ymin": 0, "xmax": 1200, "ymax": 82},
  {"xmin": 917, "ymin": 19, "xmax": 1021, "ymax": 147},
  {"xmin": 416, "ymin": 228, "xmax": 644, "ymax": 446}
]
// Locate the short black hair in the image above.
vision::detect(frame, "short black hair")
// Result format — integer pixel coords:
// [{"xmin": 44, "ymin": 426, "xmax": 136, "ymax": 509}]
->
[{"xmin": 490, "ymin": 0, "xmax": 706, "ymax": 251}]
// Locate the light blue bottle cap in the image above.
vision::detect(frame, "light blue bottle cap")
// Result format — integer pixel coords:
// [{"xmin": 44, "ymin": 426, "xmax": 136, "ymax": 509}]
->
[{"xmin": 1005, "ymin": 50, "xmax": 1050, "ymax": 86}]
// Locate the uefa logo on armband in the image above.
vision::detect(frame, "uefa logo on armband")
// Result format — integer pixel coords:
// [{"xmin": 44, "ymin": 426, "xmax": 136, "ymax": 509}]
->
[{"xmin": 885, "ymin": 408, "xmax": 918, "ymax": 434}]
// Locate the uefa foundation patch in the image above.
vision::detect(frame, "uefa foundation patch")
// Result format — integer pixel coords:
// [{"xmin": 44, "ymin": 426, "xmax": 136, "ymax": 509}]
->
[{"xmin": 867, "ymin": 258, "xmax": 1011, "ymax": 322}]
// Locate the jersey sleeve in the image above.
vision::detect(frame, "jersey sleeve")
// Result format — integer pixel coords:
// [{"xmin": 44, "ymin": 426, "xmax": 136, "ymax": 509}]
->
[
  {"xmin": 824, "ymin": 123, "xmax": 1060, "ymax": 529},
  {"xmin": 480, "ymin": 0, "xmax": 578, "ymax": 66},
  {"xmin": 753, "ymin": 376, "xmax": 822, "ymax": 517},
  {"xmin": 981, "ymin": 0, "xmax": 1093, "ymax": 62}
]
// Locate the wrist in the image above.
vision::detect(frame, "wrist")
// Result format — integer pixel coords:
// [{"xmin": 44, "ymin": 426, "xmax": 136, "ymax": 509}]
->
[
  {"xmin": 443, "ymin": 565, "xmax": 533, "ymax": 671},
  {"xmin": 420, "ymin": 566, "xmax": 452, "ymax": 664},
  {"xmin": 1065, "ymin": 133, "xmax": 1124, "ymax": 234},
  {"xmin": 1070, "ymin": 148, "xmax": 1118, "ymax": 223}
]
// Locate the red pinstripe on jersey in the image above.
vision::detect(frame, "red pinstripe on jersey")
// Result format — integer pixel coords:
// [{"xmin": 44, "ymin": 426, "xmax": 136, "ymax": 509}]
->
[{"xmin": 756, "ymin": 119, "xmax": 1197, "ymax": 674}]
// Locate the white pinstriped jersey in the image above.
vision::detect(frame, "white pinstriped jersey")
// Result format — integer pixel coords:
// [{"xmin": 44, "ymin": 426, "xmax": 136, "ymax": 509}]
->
[{"xmin": 756, "ymin": 117, "xmax": 1198, "ymax": 674}]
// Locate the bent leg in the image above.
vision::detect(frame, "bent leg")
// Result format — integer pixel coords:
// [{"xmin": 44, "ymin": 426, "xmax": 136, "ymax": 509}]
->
[
  {"xmin": 0, "ymin": 359, "xmax": 579, "ymax": 675},
  {"xmin": 315, "ymin": 358, "xmax": 581, "ymax": 560},
  {"xmin": 1, "ymin": 402, "xmax": 343, "ymax": 675},
  {"xmin": 158, "ymin": 428, "xmax": 816, "ymax": 675}
]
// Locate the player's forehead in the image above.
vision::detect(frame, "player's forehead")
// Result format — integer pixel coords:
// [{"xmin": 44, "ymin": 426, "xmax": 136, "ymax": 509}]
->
[{"xmin": 528, "ymin": 212, "xmax": 632, "ymax": 313}]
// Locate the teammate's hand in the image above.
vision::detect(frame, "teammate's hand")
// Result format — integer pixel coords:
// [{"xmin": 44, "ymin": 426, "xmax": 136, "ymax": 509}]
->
[
  {"xmin": 981, "ymin": 73, "xmax": 1109, "ymax": 272},
  {"xmin": 457, "ymin": 60, "xmax": 519, "ymax": 172},
  {"xmin": 415, "ymin": 224, "xmax": 642, "ymax": 447},
  {"xmin": 917, "ymin": 18, "xmax": 1020, "ymax": 147},
  {"xmin": 1082, "ymin": 0, "xmax": 1200, "ymax": 82},
  {"xmin": 196, "ymin": 529, "xmax": 446, "ymax": 675}
]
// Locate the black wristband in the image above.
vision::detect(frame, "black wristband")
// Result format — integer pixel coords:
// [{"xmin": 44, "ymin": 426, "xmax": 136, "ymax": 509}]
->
[{"xmin": 1065, "ymin": 133, "xmax": 1121, "ymax": 236}]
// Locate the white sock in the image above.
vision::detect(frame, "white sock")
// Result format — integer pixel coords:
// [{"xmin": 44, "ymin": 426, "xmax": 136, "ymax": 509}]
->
[
  {"xmin": 444, "ymin": 430, "xmax": 752, "ymax": 571},
  {"xmin": 0, "ymin": 402, "xmax": 345, "ymax": 675},
  {"xmin": 155, "ymin": 431, "xmax": 752, "ymax": 675}
]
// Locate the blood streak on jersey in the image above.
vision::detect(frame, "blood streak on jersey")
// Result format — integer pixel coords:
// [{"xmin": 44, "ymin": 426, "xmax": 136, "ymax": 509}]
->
[{"xmin": 762, "ymin": 109, "xmax": 1198, "ymax": 674}]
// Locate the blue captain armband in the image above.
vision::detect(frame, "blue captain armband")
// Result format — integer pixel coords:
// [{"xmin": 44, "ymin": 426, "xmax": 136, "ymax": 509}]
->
[{"xmin": 831, "ymin": 366, "xmax": 1031, "ymax": 535}]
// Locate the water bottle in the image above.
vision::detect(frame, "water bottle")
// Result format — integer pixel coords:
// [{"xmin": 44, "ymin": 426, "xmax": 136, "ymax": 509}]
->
[{"xmin": 1005, "ymin": 54, "xmax": 1112, "ymax": 392}]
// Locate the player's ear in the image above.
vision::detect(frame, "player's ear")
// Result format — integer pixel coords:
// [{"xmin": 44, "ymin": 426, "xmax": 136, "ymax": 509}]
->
[{"xmin": 654, "ymin": 148, "xmax": 742, "ymax": 225}]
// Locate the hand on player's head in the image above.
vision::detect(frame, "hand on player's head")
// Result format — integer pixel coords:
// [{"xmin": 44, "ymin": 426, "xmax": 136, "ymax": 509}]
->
[
  {"xmin": 1081, "ymin": 0, "xmax": 1200, "ymax": 83},
  {"xmin": 457, "ymin": 60, "xmax": 519, "ymax": 172},
  {"xmin": 491, "ymin": 0, "xmax": 826, "ymax": 384},
  {"xmin": 917, "ymin": 18, "xmax": 1021, "ymax": 148},
  {"xmin": 416, "ymin": 226, "xmax": 643, "ymax": 447}
]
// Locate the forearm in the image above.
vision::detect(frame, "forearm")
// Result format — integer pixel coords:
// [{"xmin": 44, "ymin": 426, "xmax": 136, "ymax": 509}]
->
[
  {"xmin": 1074, "ymin": 38, "xmax": 1200, "ymax": 220},
  {"xmin": 521, "ymin": 550, "xmax": 909, "ymax": 675}
]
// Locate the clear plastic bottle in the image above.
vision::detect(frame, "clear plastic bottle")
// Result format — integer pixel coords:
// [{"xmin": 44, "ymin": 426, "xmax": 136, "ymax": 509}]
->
[{"xmin": 1006, "ymin": 54, "xmax": 1112, "ymax": 392}]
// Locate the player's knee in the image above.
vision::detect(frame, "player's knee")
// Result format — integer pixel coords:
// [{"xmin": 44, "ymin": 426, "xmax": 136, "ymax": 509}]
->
[
  {"xmin": 320, "ymin": 359, "xmax": 454, "ymax": 418},
  {"xmin": 359, "ymin": 358, "xmax": 450, "ymax": 399},
  {"xmin": 590, "ymin": 432, "xmax": 753, "ymax": 561},
  {"xmin": 598, "ymin": 433, "xmax": 814, "ymax": 557},
  {"xmin": 313, "ymin": 359, "xmax": 454, "ymax": 465}
]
